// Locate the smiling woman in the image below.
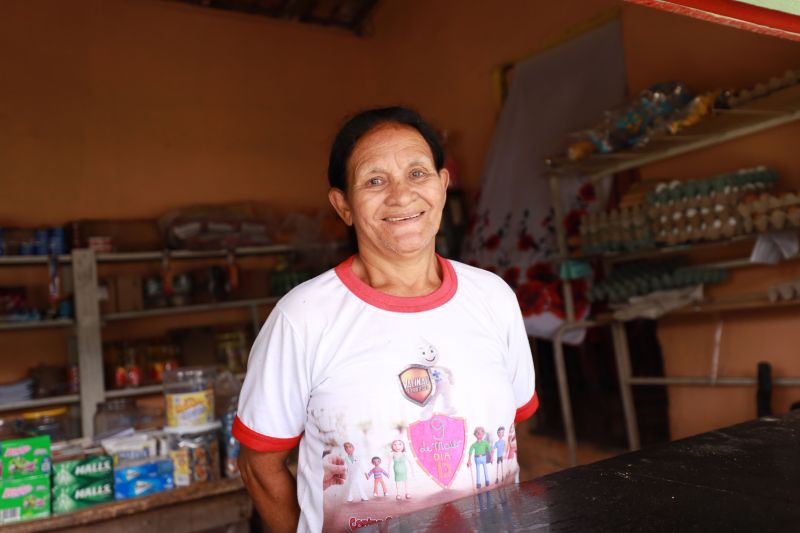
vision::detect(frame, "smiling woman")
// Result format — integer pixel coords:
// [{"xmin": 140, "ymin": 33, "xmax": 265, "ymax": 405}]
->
[{"xmin": 234, "ymin": 107, "xmax": 538, "ymax": 533}]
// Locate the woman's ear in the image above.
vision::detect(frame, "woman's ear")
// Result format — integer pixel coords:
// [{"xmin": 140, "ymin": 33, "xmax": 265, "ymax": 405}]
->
[
  {"xmin": 439, "ymin": 168, "xmax": 450, "ymax": 190},
  {"xmin": 328, "ymin": 188, "xmax": 353, "ymax": 226}
]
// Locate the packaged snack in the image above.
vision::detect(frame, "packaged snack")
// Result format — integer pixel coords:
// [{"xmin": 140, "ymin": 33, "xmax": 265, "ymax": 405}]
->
[
  {"xmin": 0, "ymin": 436, "xmax": 51, "ymax": 479},
  {"xmin": 52, "ymin": 479, "xmax": 114, "ymax": 513},
  {"xmin": 52, "ymin": 455, "xmax": 113, "ymax": 487},
  {"xmin": 164, "ymin": 422, "xmax": 221, "ymax": 487},
  {"xmin": 0, "ymin": 474, "xmax": 50, "ymax": 523},
  {"xmin": 114, "ymin": 473, "xmax": 174, "ymax": 499},
  {"xmin": 114, "ymin": 458, "xmax": 173, "ymax": 485},
  {"xmin": 101, "ymin": 433, "xmax": 159, "ymax": 465},
  {"xmin": 163, "ymin": 367, "xmax": 216, "ymax": 428}
]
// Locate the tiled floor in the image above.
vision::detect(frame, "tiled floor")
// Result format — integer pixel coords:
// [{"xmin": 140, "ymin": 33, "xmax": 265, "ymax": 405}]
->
[{"xmin": 515, "ymin": 419, "xmax": 624, "ymax": 481}]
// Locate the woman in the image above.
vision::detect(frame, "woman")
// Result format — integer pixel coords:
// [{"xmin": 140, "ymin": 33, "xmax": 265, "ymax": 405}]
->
[{"xmin": 235, "ymin": 107, "xmax": 538, "ymax": 533}]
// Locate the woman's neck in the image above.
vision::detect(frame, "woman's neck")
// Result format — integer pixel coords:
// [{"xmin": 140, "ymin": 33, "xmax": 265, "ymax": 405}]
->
[{"xmin": 351, "ymin": 249, "xmax": 442, "ymax": 297}]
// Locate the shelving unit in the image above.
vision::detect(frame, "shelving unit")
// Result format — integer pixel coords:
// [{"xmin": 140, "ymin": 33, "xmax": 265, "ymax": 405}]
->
[
  {"xmin": 1, "ymin": 241, "xmax": 345, "ymax": 439},
  {"xmin": 104, "ymin": 297, "xmax": 279, "ymax": 322},
  {"xmin": 546, "ymin": 83, "xmax": 800, "ymax": 467},
  {"xmin": 0, "ymin": 318, "xmax": 75, "ymax": 331},
  {"xmin": 0, "ymin": 395, "xmax": 80, "ymax": 414}
]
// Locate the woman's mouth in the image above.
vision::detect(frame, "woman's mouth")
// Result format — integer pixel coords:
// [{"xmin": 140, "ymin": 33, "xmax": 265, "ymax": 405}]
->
[{"xmin": 384, "ymin": 212, "xmax": 423, "ymax": 222}]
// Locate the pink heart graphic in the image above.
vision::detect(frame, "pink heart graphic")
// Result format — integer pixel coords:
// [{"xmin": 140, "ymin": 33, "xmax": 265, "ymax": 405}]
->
[{"xmin": 408, "ymin": 415, "xmax": 466, "ymax": 489}]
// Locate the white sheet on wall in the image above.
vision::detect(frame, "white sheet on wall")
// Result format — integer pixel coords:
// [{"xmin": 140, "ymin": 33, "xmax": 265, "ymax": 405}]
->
[{"xmin": 462, "ymin": 19, "xmax": 627, "ymax": 344}]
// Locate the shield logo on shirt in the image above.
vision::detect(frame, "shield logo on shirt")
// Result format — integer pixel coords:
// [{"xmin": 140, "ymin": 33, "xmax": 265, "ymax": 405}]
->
[
  {"xmin": 398, "ymin": 365, "xmax": 435, "ymax": 407},
  {"xmin": 408, "ymin": 415, "xmax": 466, "ymax": 489}
]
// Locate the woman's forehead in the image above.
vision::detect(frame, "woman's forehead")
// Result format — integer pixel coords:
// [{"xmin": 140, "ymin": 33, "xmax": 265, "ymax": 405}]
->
[{"xmin": 349, "ymin": 124, "xmax": 433, "ymax": 173}]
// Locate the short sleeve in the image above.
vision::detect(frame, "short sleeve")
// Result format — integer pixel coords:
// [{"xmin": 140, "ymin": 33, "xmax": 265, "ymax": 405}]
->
[
  {"xmin": 233, "ymin": 307, "xmax": 309, "ymax": 452},
  {"xmin": 504, "ymin": 288, "xmax": 538, "ymax": 423}
]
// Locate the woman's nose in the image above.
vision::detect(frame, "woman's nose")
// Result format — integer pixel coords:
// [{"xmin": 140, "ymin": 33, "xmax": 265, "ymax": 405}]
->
[{"xmin": 386, "ymin": 178, "xmax": 415, "ymax": 204}]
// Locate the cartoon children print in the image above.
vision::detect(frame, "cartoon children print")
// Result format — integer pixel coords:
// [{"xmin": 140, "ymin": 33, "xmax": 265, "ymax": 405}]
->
[
  {"xmin": 365, "ymin": 457, "xmax": 390, "ymax": 497},
  {"xmin": 466, "ymin": 426, "xmax": 492, "ymax": 490},
  {"xmin": 493, "ymin": 426, "xmax": 506, "ymax": 484},
  {"xmin": 418, "ymin": 339, "xmax": 455, "ymax": 419},
  {"xmin": 506, "ymin": 424, "xmax": 517, "ymax": 463},
  {"xmin": 342, "ymin": 442, "xmax": 369, "ymax": 502},
  {"xmin": 389, "ymin": 439, "xmax": 414, "ymax": 500}
]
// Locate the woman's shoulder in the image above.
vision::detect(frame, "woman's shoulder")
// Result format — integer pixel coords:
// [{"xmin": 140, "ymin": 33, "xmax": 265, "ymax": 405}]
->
[
  {"xmin": 447, "ymin": 259, "xmax": 514, "ymax": 296},
  {"xmin": 273, "ymin": 267, "xmax": 347, "ymax": 317}
]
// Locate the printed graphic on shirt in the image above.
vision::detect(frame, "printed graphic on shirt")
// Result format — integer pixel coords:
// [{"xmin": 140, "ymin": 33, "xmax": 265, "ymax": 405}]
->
[
  {"xmin": 398, "ymin": 340, "xmax": 455, "ymax": 418},
  {"xmin": 407, "ymin": 415, "xmax": 465, "ymax": 489},
  {"xmin": 320, "ymin": 339, "xmax": 521, "ymax": 532}
]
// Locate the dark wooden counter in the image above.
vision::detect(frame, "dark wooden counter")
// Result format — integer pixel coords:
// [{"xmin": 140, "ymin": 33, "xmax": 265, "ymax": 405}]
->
[
  {"xmin": 5, "ymin": 477, "xmax": 251, "ymax": 533},
  {"xmin": 369, "ymin": 411, "xmax": 800, "ymax": 532}
]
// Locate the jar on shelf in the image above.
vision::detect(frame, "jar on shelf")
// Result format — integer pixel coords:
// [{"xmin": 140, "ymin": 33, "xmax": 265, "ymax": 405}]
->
[
  {"xmin": 164, "ymin": 422, "xmax": 222, "ymax": 487},
  {"xmin": 163, "ymin": 367, "xmax": 216, "ymax": 429},
  {"xmin": 19, "ymin": 407, "xmax": 71, "ymax": 441},
  {"xmin": 93, "ymin": 398, "xmax": 138, "ymax": 435}
]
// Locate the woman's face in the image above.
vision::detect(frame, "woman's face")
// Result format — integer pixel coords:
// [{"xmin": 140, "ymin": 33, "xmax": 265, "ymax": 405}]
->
[{"xmin": 329, "ymin": 124, "xmax": 449, "ymax": 259}]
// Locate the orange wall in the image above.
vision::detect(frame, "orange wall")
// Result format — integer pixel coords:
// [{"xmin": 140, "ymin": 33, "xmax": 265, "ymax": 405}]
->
[{"xmin": 1, "ymin": 0, "xmax": 383, "ymax": 225}]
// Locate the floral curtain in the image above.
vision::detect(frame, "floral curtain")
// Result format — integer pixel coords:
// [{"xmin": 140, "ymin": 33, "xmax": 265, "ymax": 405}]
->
[{"xmin": 462, "ymin": 19, "xmax": 627, "ymax": 344}]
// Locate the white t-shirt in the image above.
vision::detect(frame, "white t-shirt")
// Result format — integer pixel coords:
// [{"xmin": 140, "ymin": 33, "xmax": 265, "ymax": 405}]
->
[{"xmin": 234, "ymin": 255, "xmax": 538, "ymax": 532}]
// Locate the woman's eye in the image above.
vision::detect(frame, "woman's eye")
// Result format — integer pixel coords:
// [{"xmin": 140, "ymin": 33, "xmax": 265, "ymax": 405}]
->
[
  {"xmin": 411, "ymin": 169, "xmax": 428, "ymax": 178},
  {"xmin": 367, "ymin": 177, "xmax": 383, "ymax": 186}
]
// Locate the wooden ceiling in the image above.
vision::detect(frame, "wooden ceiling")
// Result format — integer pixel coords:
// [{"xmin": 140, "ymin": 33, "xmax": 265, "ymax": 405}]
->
[{"xmin": 172, "ymin": 0, "xmax": 380, "ymax": 35}]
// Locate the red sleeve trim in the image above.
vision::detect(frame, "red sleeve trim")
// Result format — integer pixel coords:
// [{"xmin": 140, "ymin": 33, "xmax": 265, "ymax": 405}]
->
[
  {"xmin": 514, "ymin": 391, "xmax": 540, "ymax": 423},
  {"xmin": 232, "ymin": 415, "xmax": 303, "ymax": 452}
]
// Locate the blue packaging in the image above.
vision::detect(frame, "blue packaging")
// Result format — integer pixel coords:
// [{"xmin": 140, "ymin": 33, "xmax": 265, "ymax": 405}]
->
[
  {"xmin": 114, "ymin": 473, "xmax": 174, "ymax": 500},
  {"xmin": 34, "ymin": 229, "xmax": 49, "ymax": 256},
  {"xmin": 114, "ymin": 458, "xmax": 173, "ymax": 485},
  {"xmin": 48, "ymin": 228, "xmax": 66, "ymax": 256}
]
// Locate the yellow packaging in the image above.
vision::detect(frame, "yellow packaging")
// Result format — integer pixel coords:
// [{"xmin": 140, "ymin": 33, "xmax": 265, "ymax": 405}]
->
[{"xmin": 165, "ymin": 390, "xmax": 214, "ymax": 428}]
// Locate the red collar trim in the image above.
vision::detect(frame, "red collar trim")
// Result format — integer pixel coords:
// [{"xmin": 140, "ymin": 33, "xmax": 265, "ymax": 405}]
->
[{"xmin": 334, "ymin": 255, "xmax": 457, "ymax": 313}]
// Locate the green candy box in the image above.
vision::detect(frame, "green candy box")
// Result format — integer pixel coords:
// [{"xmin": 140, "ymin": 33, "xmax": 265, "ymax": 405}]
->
[
  {"xmin": 0, "ymin": 436, "xmax": 52, "ymax": 480},
  {"xmin": 0, "ymin": 474, "xmax": 51, "ymax": 524}
]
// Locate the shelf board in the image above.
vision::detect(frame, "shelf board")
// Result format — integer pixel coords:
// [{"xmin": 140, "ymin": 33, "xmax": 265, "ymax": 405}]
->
[
  {"xmin": 568, "ymin": 229, "xmax": 800, "ymax": 265},
  {"xmin": 0, "ymin": 394, "xmax": 80, "ymax": 413},
  {"xmin": 104, "ymin": 296, "xmax": 279, "ymax": 321},
  {"xmin": 0, "ymin": 254, "xmax": 72, "ymax": 266},
  {"xmin": 105, "ymin": 384, "xmax": 163, "ymax": 399},
  {"xmin": 596, "ymin": 293, "xmax": 800, "ymax": 322},
  {"xmin": 548, "ymin": 84, "xmax": 800, "ymax": 181},
  {"xmin": 95, "ymin": 241, "xmax": 349, "ymax": 263},
  {"xmin": 0, "ymin": 318, "xmax": 75, "ymax": 331}
]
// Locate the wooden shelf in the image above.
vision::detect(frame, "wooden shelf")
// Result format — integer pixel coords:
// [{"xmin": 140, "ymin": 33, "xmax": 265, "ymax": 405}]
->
[
  {"xmin": 595, "ymin": 293, "xmax": 800, "ymax": 321},
  {"xmin": 0, "ymin": 395, "xmax": 79, "ymax": 413},
  {"xmin": 0, "ymin": 319, "xmax": 75, "ymax": 331},
  {"xmin": 104, "ymin": 296, "xmax": 279, "ymax": 322},
  {"xmin": 105, "ymin": 384, "xmax": 163, "ymax": 399},
  {"xmin": 547, "ymin": 84, "xmax": 800, "ymax": 182},
  {"xmin": 94, "ymin": 241, "xmax": 350, "ymax": 263},
  {"xmin": 0, "ymin": 255, "xmax": 72, "ymax": 266}
]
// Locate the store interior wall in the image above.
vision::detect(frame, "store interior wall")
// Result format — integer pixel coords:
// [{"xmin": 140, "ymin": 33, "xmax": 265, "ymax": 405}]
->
[{"xmin": 2, "ymin": 0, "xmax": 800, "ymax": 441}]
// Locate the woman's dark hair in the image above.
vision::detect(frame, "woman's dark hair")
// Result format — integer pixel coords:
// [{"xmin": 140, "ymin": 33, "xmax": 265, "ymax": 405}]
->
[{"xmin": 327, "ymin": 106, "xmax": 444, "ymax": 192}]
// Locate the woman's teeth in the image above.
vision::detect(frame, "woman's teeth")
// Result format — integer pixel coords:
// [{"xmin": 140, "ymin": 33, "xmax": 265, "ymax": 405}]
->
[{"xmin": 385, "ymin": 213, "xmax": 422, "ymax": 222}]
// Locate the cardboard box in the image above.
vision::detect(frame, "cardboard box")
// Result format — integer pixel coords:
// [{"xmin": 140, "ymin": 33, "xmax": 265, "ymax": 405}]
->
[
  {"xmin": 52, "ymin": 456, "xmax": 113, "ymax": 487},
  {"xmin": 114, "ymin": 458, "xmax": 173, "ymax": 485},
  {"xmin": 115, "ymin": 276, "xmax": 143, "ymax": 312},
  {"xmin": 0, "ymin": 474, "xmax": 50, "ymax": 524},
  {"xmin": 52, "ymin": 479, "xmax": 114, "ymax": 513},
  {"xmin": 114, "ymin": 473, "xmax": 174, "ymax": 500},
  {"xmin": 0, "ymin": 436, "xmax": 51, "ymax": 480}
]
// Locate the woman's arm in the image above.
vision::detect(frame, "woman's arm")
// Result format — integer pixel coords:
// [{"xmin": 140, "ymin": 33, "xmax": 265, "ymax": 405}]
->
[{"xmin": 239, "ymin": 446, "xmax": 299, "ymax": 533}]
